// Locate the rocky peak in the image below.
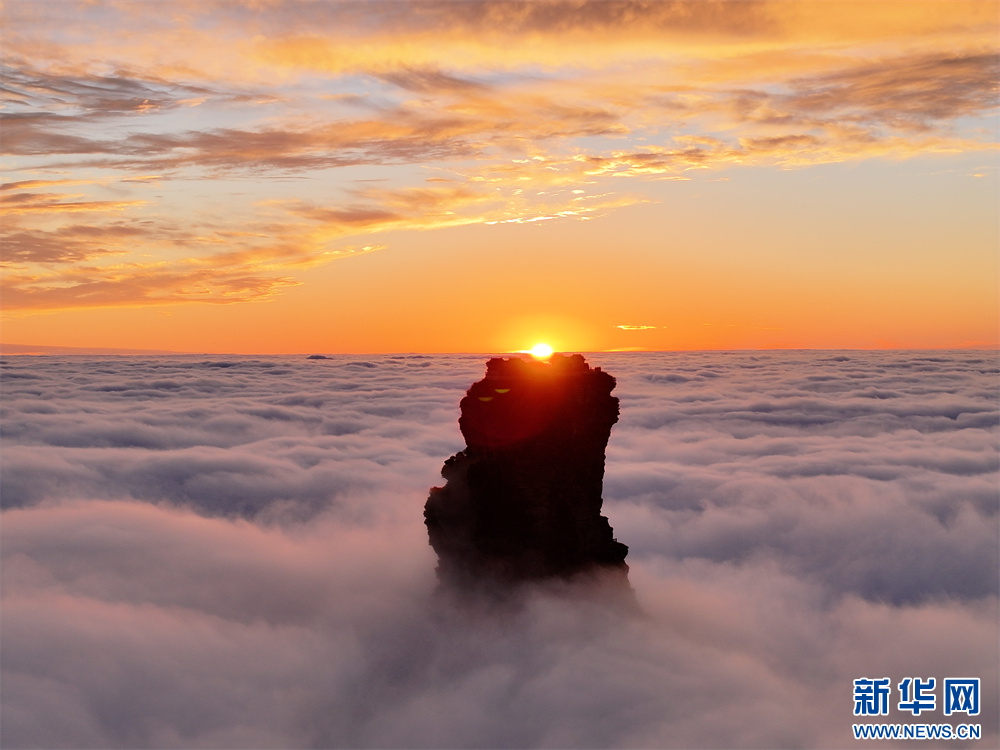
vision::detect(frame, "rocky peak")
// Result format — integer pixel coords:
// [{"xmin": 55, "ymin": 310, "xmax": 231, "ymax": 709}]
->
[{"xmin": 425, "ymin": 354, "xmax": 629, "ymax": 590}]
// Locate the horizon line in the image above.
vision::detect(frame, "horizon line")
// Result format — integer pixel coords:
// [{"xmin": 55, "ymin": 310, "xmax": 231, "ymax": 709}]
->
[{"xmin": 3, "ymin": 343, "xmax": 998, "ymax": 357}]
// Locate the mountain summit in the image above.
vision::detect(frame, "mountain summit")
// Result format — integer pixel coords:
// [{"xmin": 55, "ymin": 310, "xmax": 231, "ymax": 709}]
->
[{"xmin": 425, "ymin": 354, "xmax": 629, "ymax": 590}]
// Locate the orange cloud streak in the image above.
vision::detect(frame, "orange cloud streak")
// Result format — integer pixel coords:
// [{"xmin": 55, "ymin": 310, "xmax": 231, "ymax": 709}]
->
[{"xmin": 1, "ymin": 0, "xmax": 995, "ymax": 333}]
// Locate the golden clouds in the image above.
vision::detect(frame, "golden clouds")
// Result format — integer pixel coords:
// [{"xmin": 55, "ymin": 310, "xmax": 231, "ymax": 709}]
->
[
  {"xmin": 2, "ymin": 0, "xmax": 997, "ymax": 317},
  {"xmin": 1, "ymin": 192, "xmax": 147, "ymax": 215},
  {"xmin": 243, "ymin": 1, "xmax": 998, "ymax": 86},
  {"xmin": 9, "ymin": 2, "xmax": 995, "ymax": 85},
  {"xmin": 0, "ymin": 177, "xmax": 299, "ymax": 311},
  {"xmin": 2, "ymin": 265, "xmax": 300, "ymax": 313}
]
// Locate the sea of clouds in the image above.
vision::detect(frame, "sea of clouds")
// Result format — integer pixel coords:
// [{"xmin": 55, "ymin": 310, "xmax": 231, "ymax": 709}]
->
[{"xmin": 1, "ymin": 351, "xmax": 997, "ymax": 748}]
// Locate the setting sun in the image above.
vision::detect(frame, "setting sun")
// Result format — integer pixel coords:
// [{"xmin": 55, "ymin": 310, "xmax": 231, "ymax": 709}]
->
[{"xmin": 530, "ymin": 343, "xmax": 554, "ymax": 359}]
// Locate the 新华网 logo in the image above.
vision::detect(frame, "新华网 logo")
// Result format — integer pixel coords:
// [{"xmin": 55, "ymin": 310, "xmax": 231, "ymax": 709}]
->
[{"xmin": 853, "ymin": 677, "xmax": 979, "ymax": 717}]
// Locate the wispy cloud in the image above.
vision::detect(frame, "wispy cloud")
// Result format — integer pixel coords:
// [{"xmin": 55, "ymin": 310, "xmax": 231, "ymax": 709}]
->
[
  {"xmin": 2, "ymin": 264, "xmax": 300, "ymax": 311},
  {"xmin": 2, "ymin": 1, "xmax": 995, "ymax": 313},
  {"xmin": 0, "ymin": 191, "xmax": 147, "ymax": 214}
]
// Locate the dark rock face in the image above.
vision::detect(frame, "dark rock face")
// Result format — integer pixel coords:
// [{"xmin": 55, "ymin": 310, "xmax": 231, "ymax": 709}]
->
[{"xmin": 425, "ymin": 354, "xmax": 629, "ymax": 589}]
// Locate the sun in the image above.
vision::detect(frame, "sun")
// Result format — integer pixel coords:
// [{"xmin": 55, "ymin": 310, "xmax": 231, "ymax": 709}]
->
[{"xmin": 530, "ymin": 342, "xmax": 554, "ymax": 359}]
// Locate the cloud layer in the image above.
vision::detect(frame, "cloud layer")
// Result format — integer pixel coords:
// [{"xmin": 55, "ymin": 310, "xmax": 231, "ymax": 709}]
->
[
  {"xmin": 2, "ymin": 1, "xmax": 996, "ymax": 311},
  {"xmin": 2, "ymin": 351, "xmax": 996, "ymax": 747}
]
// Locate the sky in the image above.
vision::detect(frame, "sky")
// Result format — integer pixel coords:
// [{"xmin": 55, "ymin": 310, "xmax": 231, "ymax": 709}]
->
[
  {"xmin": 2, "ymin": 350, "xmax": 996, "ymax": 747},
  {"xmin": 1, "ymin": 0, "xmax": 998, "ymax": 354}
]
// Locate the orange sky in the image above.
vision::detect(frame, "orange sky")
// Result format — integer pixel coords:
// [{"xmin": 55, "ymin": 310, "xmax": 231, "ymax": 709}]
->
[{"xmin": 1, "ymin": 1, "xmax": 997, "ymax": 353}]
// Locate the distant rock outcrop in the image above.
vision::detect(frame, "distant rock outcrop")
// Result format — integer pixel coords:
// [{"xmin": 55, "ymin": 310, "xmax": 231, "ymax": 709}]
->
[{"xmin": 425, "ymin": 354, "xmax": 629, "ymax": 590}]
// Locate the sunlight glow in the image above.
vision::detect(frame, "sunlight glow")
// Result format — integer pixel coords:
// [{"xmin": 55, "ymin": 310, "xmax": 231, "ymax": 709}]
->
[{"xmin": 530, "ymin": 343, "xmax": 554, "ymax": 359}]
